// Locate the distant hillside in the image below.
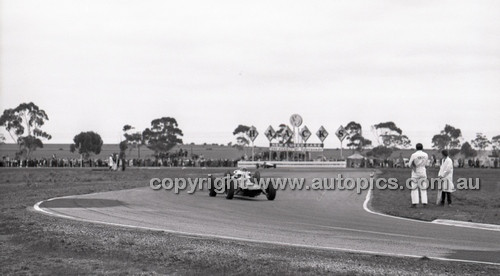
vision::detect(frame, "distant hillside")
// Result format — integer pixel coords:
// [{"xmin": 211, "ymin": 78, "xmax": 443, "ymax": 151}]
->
[
  {"xmin": 0, "ymin": 144, "xmax": 267, "ymax": 160},
  {"xmin": 0, "ymin": 143, "xmax": 491, "ymax": 160}
]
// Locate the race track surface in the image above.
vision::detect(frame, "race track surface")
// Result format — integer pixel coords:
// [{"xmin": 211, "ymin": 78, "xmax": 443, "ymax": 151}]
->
[{"xmin": 37, "ymin": 169, "xmax": 500, "ymax": 265}]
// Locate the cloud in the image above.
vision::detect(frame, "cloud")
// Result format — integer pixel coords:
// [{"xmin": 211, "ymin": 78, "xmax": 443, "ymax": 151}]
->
[{"xmin": 1, "ymin": 0, "xmax": 499, "ymax": 147}]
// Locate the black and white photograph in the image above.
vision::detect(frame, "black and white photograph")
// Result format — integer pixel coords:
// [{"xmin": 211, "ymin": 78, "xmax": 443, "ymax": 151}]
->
[{"xmin": 1, "ymin": 0, "xmax": 499, "ymax": 275}]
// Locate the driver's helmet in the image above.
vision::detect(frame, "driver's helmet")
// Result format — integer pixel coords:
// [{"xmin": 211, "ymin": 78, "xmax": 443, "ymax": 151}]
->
[{"xmin": 241, "ymin": 167, "xmax": 248, "ymax": 172}]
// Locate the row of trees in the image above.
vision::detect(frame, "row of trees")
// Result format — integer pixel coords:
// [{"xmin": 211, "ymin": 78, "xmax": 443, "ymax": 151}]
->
[
  {"xmin": 68, "ymin": 117, "xmax": 184, "ymax": 160},
  {"xmin": 120, "ymin": 117, "xmax": 183, "ymax": 159},
  {"xmin": 233, "ymin": 121, "xmax": 409, "ymax": 159},
  {"xmin": 0, "ymin": 102, "xmax": 184, "ymax": 160},
  {"xmin": 233, "ymin": 122, "xmax": 500, "ymax": 160},
  {"xmin": 1, "ymin": 102, "xmax": 499, "ymax": 161},
  {"xmin": 431, "ymin": 125, "xmax": 500, "ymax": 159},
  {"xmin": 233, "ymin": 121, "xmax": 410, "ymax": 149}
]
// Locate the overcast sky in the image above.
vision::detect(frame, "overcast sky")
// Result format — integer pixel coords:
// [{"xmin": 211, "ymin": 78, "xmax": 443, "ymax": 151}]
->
[{"xmin": 1, "ymin": 0, "xmax": 499, "ymax": 149}]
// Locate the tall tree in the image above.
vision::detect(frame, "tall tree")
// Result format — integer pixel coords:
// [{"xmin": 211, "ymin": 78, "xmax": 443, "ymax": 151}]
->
[
  {"xmin": 122, "ymin": 125, "xmax": 146, "ymax": 158},
  {"xmin": 345, "ymin": 121, "xmax": 362, "ymax": 137},
  {"xmin": 431, "ymin": 124, "xmax": 462, "ymax": 150},
  {"xmin": 372, "ymin": 121, "xmax": 411, "ymax": 148},
  {"xmin": 460, "ymin": 142, "xmax": 477, "ymax": 158},
  {"xmin": 70, "ymin": 131, "xmax": 103, "ymax": 159},
  {"xmin": 143, "ymin": 117, "xmax": 183, "ymax": 158},
  {"xmin": 348, "ymin": 133, "xmax": 372, "ymax": 152},
  {"xmin": 367, "ymin": 145, "xmax": 393, "ymax": 160},
  {"xmin": 492, "ymin": 135, "xmax": 500, "ymax": 157},
  {"xmin": 471, "ymin": 133, "xmax": 491, "ymax": 150},
  {"xmin": 0, "ymin": 102, "xmax": 52, "ymax": 158},
  {"xmin": 233, "ymin": 125, "xmax": 250, "ymax": 151},
  {"xmin": 344, "ymin": 121, "xmax": 371, "ymax": 151}
]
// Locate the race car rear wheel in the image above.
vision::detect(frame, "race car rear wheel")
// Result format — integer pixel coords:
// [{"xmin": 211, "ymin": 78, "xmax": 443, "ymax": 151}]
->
[
  {"xmin": 225, "ymin": 180, "xmax": 234, "ymax": 199},
  {"xmin": 222, "ymin": 170, "xmax": 234, "ymax": 199},
  {"xmin": 209, "ymin": 175, "xmax": 217, "ymax": 197},
  {"xmin": 266, "ymin": 182, "xmax": 276, "ymax": 201}
]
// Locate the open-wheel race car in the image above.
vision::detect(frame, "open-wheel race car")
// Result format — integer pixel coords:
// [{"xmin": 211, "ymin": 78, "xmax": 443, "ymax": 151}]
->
[
  {"xmin": 255, "ymin": 161, "xmax": 277, "ymax": 169},
  {"xmin": 208, "ymin": 168, "xmax": 276, "ymax": 200}
]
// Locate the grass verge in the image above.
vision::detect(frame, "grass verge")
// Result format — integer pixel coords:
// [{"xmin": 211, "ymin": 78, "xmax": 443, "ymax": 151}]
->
[
  {"xmin": 0, "ymin": 167, "xmax": 498, "ymax": 275},
  {"xmin": 371, "ymin": 168, "xmax": 500, "ymax": 224}
]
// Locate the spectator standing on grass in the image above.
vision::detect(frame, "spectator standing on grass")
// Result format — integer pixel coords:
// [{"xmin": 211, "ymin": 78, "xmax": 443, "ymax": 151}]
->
[
  {"xmin": 437, "ymin": 150, "xmax": 455, "ymax": 206},
  {"xmin": 108, "ymin": 154, "xmax": 114, "ymax": 170},
  {"xmin": 113, "ymin": 154, "xmax": 118, "ymax": 170},
  {"xmin": 408, "ymin": 143, "xmax": 429, "ymax": 208}
]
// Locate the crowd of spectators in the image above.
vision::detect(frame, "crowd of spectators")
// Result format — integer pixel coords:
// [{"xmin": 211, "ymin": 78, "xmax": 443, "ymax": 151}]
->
[
  {"xmin": 0, "ymin": 155, "xmax": 240, "ymax": 168},
  {"xmin": 1, "ymin": 153, "xmax": 497, "ymax": 169},
  {"xmin": 347, "ymin": 156, "xmax": 498, "ymax": 169}
]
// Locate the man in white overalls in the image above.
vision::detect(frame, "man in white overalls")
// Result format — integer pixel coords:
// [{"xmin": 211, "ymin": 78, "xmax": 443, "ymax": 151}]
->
[
  {"xmin": 408, "ymin": 143, "xmax": 428, "ymax": 208},
  {"xmin": 437, "ymin": 150, "xmax": 455, "ymax": 206}
]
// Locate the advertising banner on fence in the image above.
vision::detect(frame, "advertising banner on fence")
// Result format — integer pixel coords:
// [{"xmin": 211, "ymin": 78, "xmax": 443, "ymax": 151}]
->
[{"xmin": 269, "ymin": 143, "xmax": 324, "ymax": 152}]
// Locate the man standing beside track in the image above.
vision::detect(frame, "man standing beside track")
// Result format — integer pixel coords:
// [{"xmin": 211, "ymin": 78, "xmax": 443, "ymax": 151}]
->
[
  {"xmin": 437, "ymin": 150, "xmax": 455, "ymax": 206},
  {"xmin": 408, "ymin": 143, "xmax": 428, "ymax": 208}
]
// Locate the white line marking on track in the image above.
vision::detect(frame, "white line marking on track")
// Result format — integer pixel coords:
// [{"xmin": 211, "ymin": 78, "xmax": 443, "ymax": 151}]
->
[
  {"xmin": 362, "ymin": 189, "xmax": 434, "ymax": 224},
  {"xmin": 363, "ymin": 188, "xmax": 500, "ymax": 232},
  {"xmin": 34, "ymin": 195, "xmax": 500, "ymax": 266},
  {"xmin": 432, "ymin": 219, "xmax": 500, "ymax": 232},
  {"xmin": 287, "ymin": 221, "xmax": 440, "ymax": 240}
]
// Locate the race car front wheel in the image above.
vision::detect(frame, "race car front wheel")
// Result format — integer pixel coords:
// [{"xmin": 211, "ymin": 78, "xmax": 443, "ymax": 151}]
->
[
  {"xmin": 222, "ymin": 170, "xmax": 235, "ymax": 199},
  {"xmin": 266, "ymin": 183, "xmax": 276, "ymax": 201},
  {"xmin": 209, "ymin": 175, "xmax": 217, "ymax": 197}
]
